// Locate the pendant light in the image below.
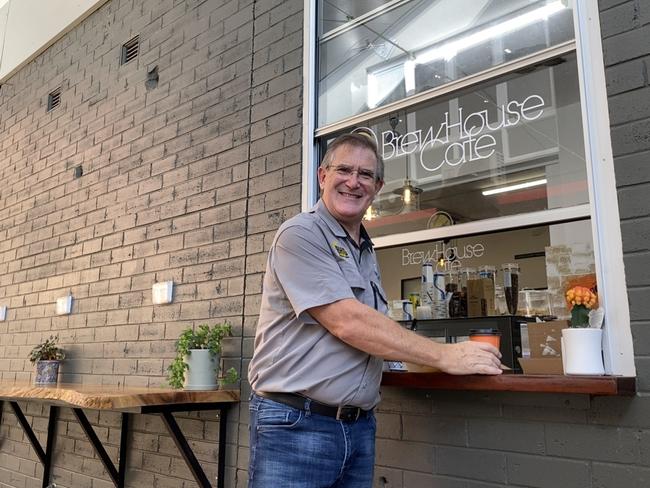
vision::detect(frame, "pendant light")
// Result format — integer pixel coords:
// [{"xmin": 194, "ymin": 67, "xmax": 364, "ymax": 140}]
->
[
  {"xmin": 387, "ymin": 116, "xmax": 422, "ymax": 212},
  {"xmin": 393, "ymin": 178, "xmax": 422, "ymax": 212}
]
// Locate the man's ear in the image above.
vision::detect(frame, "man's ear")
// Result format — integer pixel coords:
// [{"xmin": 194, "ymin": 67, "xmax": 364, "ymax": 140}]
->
[
  {"xmin": 374, "ymin": 179, "xmax": 384, "ymax": 194},
  {"xmin": 317, "ymin": 165, "xmax": 327, "ymax": 190}
]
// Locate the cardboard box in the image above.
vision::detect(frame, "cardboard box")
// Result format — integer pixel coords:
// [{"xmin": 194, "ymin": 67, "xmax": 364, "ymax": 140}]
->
[
  {"xmin": 527, "ymin": 320, "xmax": 567, "ymax": 358},
  {"xmin": 518, "ymin": 357, "xmax": 564, "ymax": 375},
  {"xmin": 467, "ymin": 278, "xmax": 495, "ymax": 317},
  {"xmin": 519, "ymin": 320, "xmax": 568, "ymax": 375}
]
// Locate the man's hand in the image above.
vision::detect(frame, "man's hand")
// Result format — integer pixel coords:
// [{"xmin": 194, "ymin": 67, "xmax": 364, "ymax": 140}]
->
[{"xmin": 436, "ymin": 341, "xmax": 503, "ymax": 375}]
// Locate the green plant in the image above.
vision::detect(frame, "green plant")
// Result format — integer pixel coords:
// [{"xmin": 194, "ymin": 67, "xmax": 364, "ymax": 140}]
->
[
  {"xmin": 29, "ymin": 336, "xmax": 65, "ymax": 364},
  {"xmin": 167, "ymin": 323, "xmax": 232, "ymax": 389},
  {"xmin": 219, "ymin": 367, "xmax": 239, "ymax": 387}
]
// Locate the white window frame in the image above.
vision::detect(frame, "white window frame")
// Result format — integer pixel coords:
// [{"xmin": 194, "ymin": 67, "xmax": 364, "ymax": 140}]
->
[
  {"xmin": 302, "ymin": 0, "xmax": 635, "ymax": 376},
  {"xmin": 571, "ymin": 0, "xmax": 634, "ymax": 376}
]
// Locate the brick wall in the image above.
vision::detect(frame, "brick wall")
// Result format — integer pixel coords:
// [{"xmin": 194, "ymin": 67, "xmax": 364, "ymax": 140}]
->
[
  {"xmin": 0, "ymin": 0, "xmax": 303, "ymax": 486},
  {"xmin": 1, "ymin": 1, "xmax": 650, "ymax": 488}
]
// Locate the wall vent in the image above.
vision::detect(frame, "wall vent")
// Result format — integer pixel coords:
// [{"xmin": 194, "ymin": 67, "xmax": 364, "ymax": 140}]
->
[
  {"xmin": 47, "ymin": 88, "xmax": 61, "ymax": 111},
  {"xmin": 121, "ymin": 36, "xmax": 139, "ymax": 64}
]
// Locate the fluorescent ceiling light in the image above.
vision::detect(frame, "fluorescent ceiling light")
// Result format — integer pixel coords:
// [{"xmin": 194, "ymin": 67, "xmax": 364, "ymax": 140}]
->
[
  {"xmin": 482, "ymin": 178, "xmax": 547, "ymax": 196},
  {"xmin": 414, "ymin": 1, "xmax": 566, "ymax": 64},
  {"xmin": 371, "ymin": 0, "xmax": 567, "ymax": 109}
]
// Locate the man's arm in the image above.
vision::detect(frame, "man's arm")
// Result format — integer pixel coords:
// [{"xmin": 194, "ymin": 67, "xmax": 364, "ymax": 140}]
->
[{"xmin": 309, "ymin": 298, "xmax": 503, "ymax": 375}]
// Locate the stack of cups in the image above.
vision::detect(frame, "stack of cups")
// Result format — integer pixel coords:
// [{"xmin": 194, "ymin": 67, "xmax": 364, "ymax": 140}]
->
[
  {"xmin": 421, "ymin": 262, "xmax": 448, "ymax": 319},
  {"xmin": 420, "ymin": 262, "xmax": 434, "ymax": 309}
]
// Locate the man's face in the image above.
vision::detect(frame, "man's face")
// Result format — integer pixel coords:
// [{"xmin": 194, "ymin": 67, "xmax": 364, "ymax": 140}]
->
[{"xmin": 318, "ymin": 144, "xmax": 384, "ymax": 227}]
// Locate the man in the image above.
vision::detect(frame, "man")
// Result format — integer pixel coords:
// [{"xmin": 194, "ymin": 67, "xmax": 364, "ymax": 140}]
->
[{"xmin": 248, "ymin": 132, "xmax": 502, "ymax": 488}]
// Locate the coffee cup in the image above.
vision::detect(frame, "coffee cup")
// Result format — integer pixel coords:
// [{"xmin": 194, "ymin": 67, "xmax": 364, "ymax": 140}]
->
[{"xmin": 469, "ymin": 328, "xmax": 501, "ymax": 349}]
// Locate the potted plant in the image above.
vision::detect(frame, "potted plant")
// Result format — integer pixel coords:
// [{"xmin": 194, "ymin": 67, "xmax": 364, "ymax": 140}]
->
[
  {"xmin": 561, "ymin": 286, "xmax": 605, "ymax": 375},
  {"xmin": 167, "ymin": 323, "xmax": 238, "ymax": 390},
  {"xmin": 29, "ymin": 336, "xmax": 65, "ymax": 385}
]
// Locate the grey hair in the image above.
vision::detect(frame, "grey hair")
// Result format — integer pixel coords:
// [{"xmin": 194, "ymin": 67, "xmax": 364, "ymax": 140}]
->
[{"xmin": 320, "ymin": 131, "xmax": 384, "ymax": 181}]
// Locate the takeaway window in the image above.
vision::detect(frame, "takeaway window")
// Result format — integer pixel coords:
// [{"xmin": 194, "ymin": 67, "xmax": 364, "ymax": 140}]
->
[
  {"xmin": 308, "ymin": 0, "xmax": 635, "ymax": 376},
  {"xmin": 318, "ymin": 50, "xmax": 595, "ymax": 349}
]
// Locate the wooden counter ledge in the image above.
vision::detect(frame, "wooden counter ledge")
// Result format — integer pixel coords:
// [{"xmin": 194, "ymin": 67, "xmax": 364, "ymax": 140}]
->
[
  {"xmin": 0, "ymin": 380, "xmax": 239, "ymax": 412},
  {"xmin": 0, "ymin": 380, "xmax": 239, "ymax": 488},
  {"xmin": 381, "ymin": 372, "xmax": 636, "ymax": 396}
]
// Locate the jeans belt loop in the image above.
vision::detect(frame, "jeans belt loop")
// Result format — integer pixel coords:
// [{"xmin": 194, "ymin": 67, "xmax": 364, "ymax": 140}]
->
[{"xmin": 303, "ymin": 397, "xmax": 312, "ymax": 415}]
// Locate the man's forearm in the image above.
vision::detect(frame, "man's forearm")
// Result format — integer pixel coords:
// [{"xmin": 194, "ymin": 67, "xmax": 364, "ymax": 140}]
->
[
  {"xmin": 309, "ymin": 298, "xmax": 502, "ymax": 375},
  {"xmin": 316, "ymin": 299, "xmax": 444, "ymax": 363}
]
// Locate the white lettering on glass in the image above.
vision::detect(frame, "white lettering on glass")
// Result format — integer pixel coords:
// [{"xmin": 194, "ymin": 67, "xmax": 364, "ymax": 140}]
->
[
  {"xmin": 376, "ymin": 95, "xmax": 545, "ymax": 173},
  {"xmin": 401, "ymin": 243, "xmax": 486, "ymax": 270}
]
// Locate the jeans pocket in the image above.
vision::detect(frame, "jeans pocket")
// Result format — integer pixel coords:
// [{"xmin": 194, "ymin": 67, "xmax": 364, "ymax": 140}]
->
[{"xmin": 256, "ymin": 403, "xmax": 303, "ymax": 431}]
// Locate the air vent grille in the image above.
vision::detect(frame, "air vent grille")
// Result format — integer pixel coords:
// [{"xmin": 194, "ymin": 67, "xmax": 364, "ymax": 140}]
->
[
  {"xmin": 47, "ymin": 88, "xmax": 61, "ymax": 111},
  {"xmin": 121, "ymin": 36, "xmax": 139, "ymax": 64}
]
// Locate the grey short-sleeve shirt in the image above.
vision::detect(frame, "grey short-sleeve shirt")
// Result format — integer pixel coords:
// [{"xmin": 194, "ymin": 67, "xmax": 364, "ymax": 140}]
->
[{"xmin": 248, "ymin": 200, "xmax": 389, "ymax": 410}]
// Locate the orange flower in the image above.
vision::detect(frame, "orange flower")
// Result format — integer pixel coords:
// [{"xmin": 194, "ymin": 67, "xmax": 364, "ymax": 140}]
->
[{"xmin": 565, "ymin": 286, "xmax": 598, "ymax": 310}]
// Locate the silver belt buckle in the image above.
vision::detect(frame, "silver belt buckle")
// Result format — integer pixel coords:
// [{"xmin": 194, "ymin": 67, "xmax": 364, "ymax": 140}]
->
[{"xmin": 336, "ymin": 405, "xmax": 360, "ymax": 421}]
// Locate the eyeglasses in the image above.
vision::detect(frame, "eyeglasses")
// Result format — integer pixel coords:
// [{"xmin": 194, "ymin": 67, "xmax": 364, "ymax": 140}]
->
[{"xmin": 328, "ymin": 164, "xmax": 377, "ymax": 183}]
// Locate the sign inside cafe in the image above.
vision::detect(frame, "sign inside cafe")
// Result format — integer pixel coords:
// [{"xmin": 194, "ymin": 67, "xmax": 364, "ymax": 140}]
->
[{"xmin": 402, "ymin": 241, "xmax": 486, "ymax": 271}]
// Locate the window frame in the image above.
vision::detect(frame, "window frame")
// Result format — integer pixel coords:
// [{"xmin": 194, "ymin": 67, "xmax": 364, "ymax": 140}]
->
[{"xmin": 302, "ymin": 0, "xmax": 635, "ymax": 376}]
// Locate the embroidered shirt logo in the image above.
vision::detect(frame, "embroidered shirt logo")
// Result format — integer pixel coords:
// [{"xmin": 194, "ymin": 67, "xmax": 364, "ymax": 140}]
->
[{"xmin": 332, "ymin": 242, "xmax": 349, "ymax": 259}]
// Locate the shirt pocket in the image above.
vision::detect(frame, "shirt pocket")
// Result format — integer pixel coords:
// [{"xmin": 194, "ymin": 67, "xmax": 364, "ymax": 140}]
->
[{"xmin": 338, "ymin": 261, "xmax": 366, "ymax": 299}]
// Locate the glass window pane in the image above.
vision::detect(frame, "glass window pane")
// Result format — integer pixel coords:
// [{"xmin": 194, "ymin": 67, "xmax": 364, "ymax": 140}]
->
[
  {"xmin": 375, "ymin": 220, "xmax": 596, "ymax": 321},
  {"xmin": 317, "ymin": 0, "xmax": 575, "ymax": 126},
  {"xmin": 320, "ymin": 53, "xmax": 586, "ymax": 238},
  {"xmin": 319, "ymin": 0, "xmax": 394, "ymax": 36}
]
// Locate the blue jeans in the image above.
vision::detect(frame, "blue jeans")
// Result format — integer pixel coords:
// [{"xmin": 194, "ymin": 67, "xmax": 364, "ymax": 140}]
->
[{"xmin": 248, "ymin": 393, "xmax": 376, "ymax": 488}]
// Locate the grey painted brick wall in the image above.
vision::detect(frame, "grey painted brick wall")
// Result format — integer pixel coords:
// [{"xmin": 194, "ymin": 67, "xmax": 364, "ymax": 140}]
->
[
  {"xmin": 0, "ymin": 0, "xmax": 302, "ymax": 486},
  {"xmin": 1, "ymin": 1, "xmax": 650, "ymax": 488}
]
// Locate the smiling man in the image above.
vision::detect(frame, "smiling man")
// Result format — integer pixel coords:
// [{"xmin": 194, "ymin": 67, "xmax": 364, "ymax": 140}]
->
[{"xmin": 247, "ymin": 132, "xmax": 502, "ymax": 488}]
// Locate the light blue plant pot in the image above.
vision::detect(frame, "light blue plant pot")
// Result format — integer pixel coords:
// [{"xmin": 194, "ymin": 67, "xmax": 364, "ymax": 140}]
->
[
  {"xmin": 35, "ymin": 360, "xmax": 61, "ymax": 385},
  {"xmin": 183, "ymin": 349, "xmax": 219, "ymax": 390}
]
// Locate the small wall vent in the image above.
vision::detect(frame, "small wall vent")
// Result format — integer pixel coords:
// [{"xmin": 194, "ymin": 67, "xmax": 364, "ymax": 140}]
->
[
  {"xmin": 47, "ymin": 88, "xmax": 61, "ymax": 111},
  {"xmin": 121, "ymin": 36, "xmax": 139, "ymax": 64}
]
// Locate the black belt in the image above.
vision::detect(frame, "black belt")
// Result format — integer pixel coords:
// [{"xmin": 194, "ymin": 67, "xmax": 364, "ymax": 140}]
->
[{"xmin": 256, "ymin": 391, "xmax": 370, "ymax": 422}]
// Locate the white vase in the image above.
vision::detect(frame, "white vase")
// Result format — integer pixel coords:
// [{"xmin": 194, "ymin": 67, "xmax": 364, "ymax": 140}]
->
[
  {"xmin": 561, "ymin": 328, "xmax": 605, "ymax": 375},
  {"xmin": 183, "ymin": 349, "xmax": 219, "ymax": 390}
]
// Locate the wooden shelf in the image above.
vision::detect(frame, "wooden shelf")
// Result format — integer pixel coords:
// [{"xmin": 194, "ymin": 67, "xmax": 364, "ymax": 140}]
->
[
  {"xmin": 0, "ymin": 380, "xmax": 239, "ymax": 412},
  {"xmin": 381, "ymin": 372, "xmax": 636, "ymax": 396}
]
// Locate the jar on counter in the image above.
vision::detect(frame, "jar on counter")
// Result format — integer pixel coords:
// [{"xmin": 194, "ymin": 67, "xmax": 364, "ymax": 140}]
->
[
  {"xmin": 459, "ymin": 267, "xmax": 477, "ymax": 288},
  {"xmin": 457, "ymin": 267, "xmax": 476, "ymax": 318},
  {"xmin": 501, "ymin": 263, "xmax": 520, "ymax": 315},
  {"xmin": 446, "ymin": 270, "xmax": 463, "ymax": 318},
  {"xmin": 478, "ymin": 265, "xmax": 496, "ymax": 285}
]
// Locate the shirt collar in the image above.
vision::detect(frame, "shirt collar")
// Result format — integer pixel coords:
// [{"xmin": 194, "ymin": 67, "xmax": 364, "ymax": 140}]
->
[
  {"xmin": 359, "ymin": 225, "xmax": 374, "ymax": 252},
  {"xmin": 311, "ymin": 199, "xmax": 374, "ymax": 250}
]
